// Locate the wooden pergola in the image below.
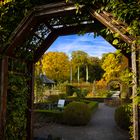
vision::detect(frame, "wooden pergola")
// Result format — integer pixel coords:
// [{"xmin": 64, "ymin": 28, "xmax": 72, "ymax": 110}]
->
[{"xmin": 0, "ymin": 1, "xmax": 139, "ymax": 140}]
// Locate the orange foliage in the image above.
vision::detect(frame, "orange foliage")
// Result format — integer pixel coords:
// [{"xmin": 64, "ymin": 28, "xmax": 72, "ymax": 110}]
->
[{"xmin": 95, "ymin": 79, "xmax": 107, "ymax": 90}]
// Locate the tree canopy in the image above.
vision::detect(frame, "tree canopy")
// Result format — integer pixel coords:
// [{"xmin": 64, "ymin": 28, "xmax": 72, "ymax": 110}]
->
[
  {"xmin": 35, "ymin": 51, "xmax": 104, "ymax": 83},
  {"xmin": 36, "ymin": 52, "xmax": 70, "ymax": 83},
  {"xmin": 101, "ymin": 51, "xmax": 128, "ymax": 83}
]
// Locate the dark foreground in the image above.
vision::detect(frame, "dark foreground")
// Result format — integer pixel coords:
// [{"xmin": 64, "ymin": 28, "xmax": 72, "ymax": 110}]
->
[{"xmin": 33, "ymin": 103, "xmax": 129, "ymax": 140}]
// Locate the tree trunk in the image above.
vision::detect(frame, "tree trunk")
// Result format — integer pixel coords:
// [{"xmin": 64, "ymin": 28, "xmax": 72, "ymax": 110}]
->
[
  {"xmin": 70, "ymin": 65, "xmax": 72, "ymax": 83},
  {"xmin": 86, "ymin": 65, "xmax": 88, "ymax": 83},
  {"xmin": 77, "ymin": 66, "xmax": 79, "ymax": 83}
]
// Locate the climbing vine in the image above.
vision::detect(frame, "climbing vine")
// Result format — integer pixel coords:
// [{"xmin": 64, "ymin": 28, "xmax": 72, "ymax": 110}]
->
[
  {"xmin": 0, "ymin": 0, "xmax": 139, "ymax": 139},
  {"xmin": 0, "ymin": 0, "xmax": 140, "ymax": 48},
  {"xmin": 6, "ymin": 74, "xmax": 28, "ymax": 140},
  {"xmin": 5, "ymin": 58, "xmax": 29, "ymax": 139}
]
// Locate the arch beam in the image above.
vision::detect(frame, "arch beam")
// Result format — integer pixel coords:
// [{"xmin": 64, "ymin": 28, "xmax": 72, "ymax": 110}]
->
[
  {"xmin": 89, "ymin": 9, "xmax": 134, "ymax": 46},
  {"xmin": 34, "ymin": 32, "xmax": 58, "ymax": 62}
]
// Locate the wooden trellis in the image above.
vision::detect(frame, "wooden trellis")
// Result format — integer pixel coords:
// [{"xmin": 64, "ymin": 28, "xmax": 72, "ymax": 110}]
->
[{"xmin": 0, "ymin": 1, "xmax": 139, "ymax": 140}]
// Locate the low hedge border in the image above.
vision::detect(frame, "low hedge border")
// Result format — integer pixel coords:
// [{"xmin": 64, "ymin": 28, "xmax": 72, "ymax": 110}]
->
[
  {"xmin": 34, "ymin": 109, "xmax": 63, "ymax": 123},
  {"xmin": 63, "ymin": 101, "xmax": 92, "ymax": 126},
  {"xmin": 88, "ymin": 101, "xmax": 98, "ymax": 112},
  {"xmin": 34, "ymin": 100, "xmax": 98, "ymax": 125}
]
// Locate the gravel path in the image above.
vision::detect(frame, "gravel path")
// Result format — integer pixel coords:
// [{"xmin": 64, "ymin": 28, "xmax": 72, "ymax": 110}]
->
[{"xmin": 33, "ymin": 103, "xmax": 129, "ymax": 140}]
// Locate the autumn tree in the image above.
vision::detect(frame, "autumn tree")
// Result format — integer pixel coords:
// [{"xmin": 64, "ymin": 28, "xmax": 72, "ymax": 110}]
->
[
  {"xmin": 101, "ymin": 51, "xmax": 128, "ymax": 83},
  {"xmin": 36, "ymin": 52, "xmax": 70, "ymax": 83}
]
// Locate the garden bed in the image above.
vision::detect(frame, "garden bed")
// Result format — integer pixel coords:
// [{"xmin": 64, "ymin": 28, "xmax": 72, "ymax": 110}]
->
[{"xmin": 33, "ymin": 100, "xmax": 98, "ymax": 126}]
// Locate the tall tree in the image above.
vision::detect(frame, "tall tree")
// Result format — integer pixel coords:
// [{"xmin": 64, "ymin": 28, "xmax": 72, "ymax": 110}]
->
[
  {"xmin": 88, "ymin": 57, "xmax": 104, "ymax": 82},
  {"xmin": 79, "ymin": 56, "xmax": 104, "ymax": 82},
  {"xmin": 71, "ymin": 51, "xmax": 104, "ymax": 83},
  {"xmin": 71, "ymin": 50, "xmax": 88, "ymax": 83}
]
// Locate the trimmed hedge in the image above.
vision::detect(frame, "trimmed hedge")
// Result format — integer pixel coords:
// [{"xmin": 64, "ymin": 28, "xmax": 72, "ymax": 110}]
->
[
  {"xmin": 66, "ymin": 85, "xmax": 75, "ymax": 96},
  {"xmin": 47, "ymin": 95, "xmax": 59, "ymax": 103},
  {"xmin": 88, "ymin": 101, "xmax": 98, "ymax": 112},
  {"xmin": 34, "ymin": 109, "xmax": 63, "ymax": 123},
  {"xmin": 115, "ymin": 104, "xmax": 131, "ymax": 130},
  {"xmin": 79, "ymin": 99, "xmax": 98, "ymax": 112},
  {"xmin": 66, "ymin": 85, "xmax": 89, "ymax": 97},
  {"xmin": 34, "ymin": 100, "xmax": 98, "ymax": 125},
  {"xmin": 63, "ymin": 101, "xmax": 92, "ymax": 126}
]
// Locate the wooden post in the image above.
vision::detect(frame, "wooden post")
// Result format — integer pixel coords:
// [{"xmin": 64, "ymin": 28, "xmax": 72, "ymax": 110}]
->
[
  {"xmin": 26, "ymin": 62, "xmax": 35, "ymax": 140},
  {"xmin": 137, "ymin": 48, "xmax": 140, "ymax": 139},
  {"xmin": 0, "ymin": 56, "xmax": 8, "ymax": 140},
  {"xmin": 131, "ymin": 45, "xmax": 139, "ymax": 140}
]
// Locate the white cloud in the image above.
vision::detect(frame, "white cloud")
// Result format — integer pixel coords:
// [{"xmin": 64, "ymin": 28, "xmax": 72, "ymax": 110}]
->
[{"xmin": 46, "ymin": 33, "xmax": 116, "ymax": 58}]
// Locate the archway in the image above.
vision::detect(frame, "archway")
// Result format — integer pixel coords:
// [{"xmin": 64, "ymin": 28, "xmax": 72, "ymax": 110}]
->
[
  {"xmin": 108, "ymin": 79, "xmax": 122, "ymax": 91},
  {"xmin": 108, "ymin": 81, "xmax": 121, "ymax": 91},
  {"xmin": 107, "ymin": 79, "xmax": 129, "ymax": 99},
  {"xmin": 0, "ymin": 1, "xmax": 139, "ymax": 140}
]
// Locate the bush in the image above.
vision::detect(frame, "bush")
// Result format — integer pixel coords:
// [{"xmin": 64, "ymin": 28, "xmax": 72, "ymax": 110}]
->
[
  {"xmin": 88, "ymin": 101, "xmax": 98, "ymax": 112},
  {"xmin": 47, "ymin": 95, "xmax": 59, "ymax": 103},
  {"xmin": 115, "ymin": 104, "xmax": 131, "ymax": 130},
  {"xmin": 34, "ymin": 109, "xmax": 63, "ymax": 123},
  {"xmin": 79, "ymin": 99, "xmax": 98, "ymax": 112},
  {"xmin": 66, "ymin": 85, "xmax": 89, "ymax": 98},
  {"xmin": 95, "ymin": 89, "xmax": 110, "ymax": 97},
  {"xmin": 66, "ymin": 85, "xmax": 75, "ymax": 96},
  {"xmin": 63, "ymin": 101, "xmax": 91, "ymax": 126},
  {"xmin": 59, "ymin": 93, "xmax": 67, "ymax": 99}
]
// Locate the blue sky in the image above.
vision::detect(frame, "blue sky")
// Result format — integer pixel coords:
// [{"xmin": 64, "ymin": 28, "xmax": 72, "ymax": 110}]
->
[{"xmin": 46, "ymin": 33, "xmax": 116, "ymax": 58}]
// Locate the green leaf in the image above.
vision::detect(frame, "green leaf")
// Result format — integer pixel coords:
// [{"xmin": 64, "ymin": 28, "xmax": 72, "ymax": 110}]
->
[
  {"xmin": 113, "ymin": 39, "xmax": 119, "ymax": 45},
  {"xmin": 114, "ymin": 33, "xmax": 120, "ymax": 38},
  {"xmin": 66, "ymin": 0, "xmax": 69, "ymax": 3}
]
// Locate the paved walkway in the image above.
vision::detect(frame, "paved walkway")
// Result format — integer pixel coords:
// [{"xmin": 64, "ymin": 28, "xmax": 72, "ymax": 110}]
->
[{"xmin": 33, "ymin": 103, "xmax": 129, "ymax": 140}]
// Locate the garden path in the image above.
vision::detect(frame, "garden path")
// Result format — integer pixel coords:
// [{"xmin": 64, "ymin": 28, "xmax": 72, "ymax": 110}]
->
[{"xmin": 33, "ymin": 103, "xmax": 129, "ymax": 140}]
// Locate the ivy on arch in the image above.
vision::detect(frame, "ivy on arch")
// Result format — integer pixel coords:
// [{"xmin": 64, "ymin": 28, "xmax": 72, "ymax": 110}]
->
[{"xmin": 0, "ymin": 0, "xmax": 139, "ymax": 140}]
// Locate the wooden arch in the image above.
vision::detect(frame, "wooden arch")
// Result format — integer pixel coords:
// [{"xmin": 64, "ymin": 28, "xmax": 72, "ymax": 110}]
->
[{"xmin": 0, "ymin": 1, "xmax": 139, "ymax": 140}]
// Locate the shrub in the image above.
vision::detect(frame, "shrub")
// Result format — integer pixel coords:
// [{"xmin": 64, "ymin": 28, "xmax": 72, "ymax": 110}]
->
[
  {"xmin": 34, "ymin": 109, "xmax": 63, "ymax": 123},
  {"xmin": 66, "ymin": 85, "xmax": 89, "ymax": 98},
  {"xmin": 88, "ymin": 101, "xmax": 98, "ymax": 112},
  {"xmin": 59, "ymin": 93, "xmax": 67, "ymax": 99},
  {"xmin": 115, "ymin": 104, "xmax": 131, "ymax": 130},
  {"xmin": 34, "ymin": 102, "xmax": 51, "ymax": 109},
  {"xmin": 79, "ymin": 99, "xmax": 98, "ymax": 112},
  {"xmin": 66, "ymin": 85, "xmax": 75, "ymax": 96},
  {"xmin": 94, "ymin": 89, "xmax": 110, "ymax": 97},
  {"xmin": 63, "ymin": 101, "xmax": 91, "ymax": 126},
  {"xmin": 74, "ymin": 88, "xmax": 81, "ymax": 97},
  {"xmin": 80, "ymin": 88, "xmax": 89, "ymax": 97},
  {"xmin": 47, "ymin": 95, "xmax": 59, "ymax": 103}
]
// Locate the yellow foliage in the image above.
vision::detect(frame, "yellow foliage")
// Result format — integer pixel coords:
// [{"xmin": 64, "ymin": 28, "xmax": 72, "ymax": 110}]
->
[
  {"xmin": 96, "ymin": 79, "xmax": 107, "ymax": 89},
  {"xmin": 102, "ymin": 52, "xmax": 128, "ymax": 82},
  {"xmin": 86, "ymin": 92, "xmax": 94, "ymax": 98},
  {"xmin": 35, "ymin": 52, "xmax": 70, "ymax": 82},
  {"xmin": 0, "ymin": 0, "xmax": 12, "ymax": 5}
]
